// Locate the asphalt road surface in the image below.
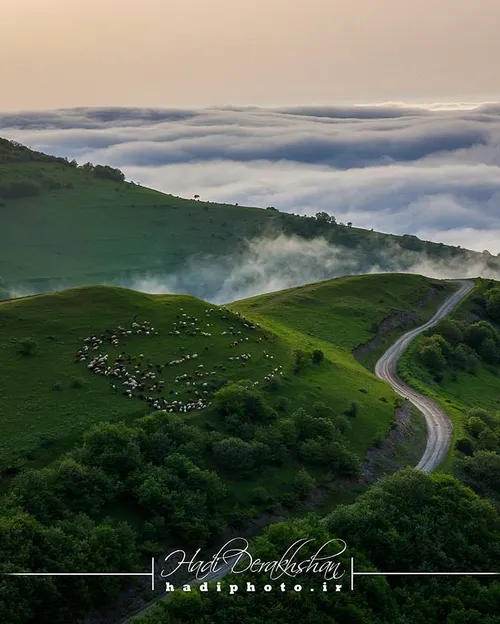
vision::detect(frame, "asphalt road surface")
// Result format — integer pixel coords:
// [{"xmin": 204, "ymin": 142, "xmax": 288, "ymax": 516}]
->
[{"xmin": 374, "ymin": 279, "xmax": 474, "ymax": 474}]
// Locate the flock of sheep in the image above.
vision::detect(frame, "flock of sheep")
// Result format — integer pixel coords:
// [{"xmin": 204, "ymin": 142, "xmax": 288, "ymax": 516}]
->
[{"xmin": 74, "ymin": 307, "xmax": 284, "ymax": 414}]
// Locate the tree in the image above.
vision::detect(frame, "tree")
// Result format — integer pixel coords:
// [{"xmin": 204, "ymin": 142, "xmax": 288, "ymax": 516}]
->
[
  {"xmin": 80, "ymin": 422, "xmax": 143, "ymax": 478},
  {"xmin": 345, "ymin": 401, "xmax": 359, "ymax": 418},
  {"xmin": 418, "ymin": 342, "xmax": 446, "ymax": 372},
  {"xmin": 478, "ymin": 337, "xmax": 500, "ymax": 364},
  {"xmin": 93, "ymin": 165, "xmax": 125, "ymax": 182},
  {"xmin": 464, "ymin": 416, "xmax": 489, "ymax": 438},
  {"xmin": 434, "ymin": 319, "xmax": 465, "ymax": 346},
  {"xmin": 213, "ymin": 383, "xmax": 276, "ymax": 430},
  {"xmin": 315, "ymin": 211, "xmax": 336, "ymax": 225},
  {"xmin": 460, "ymin": 451, "xmax": 500, "ymax": 494},
  {"xmin": 0, "ymin": 180, "xmax": 41, "ymax": 199},
  {"xmin": 464, "ymin": 321, "xmax": 498, "ymax": 351},
  {"xmin": 254, "ymin": 427, "xmax": 287, "ymax": 464},
  {"xmin": 453, "ymin": 343, "xmax": 480, "ymax": 373},
  {"xmin": 292, "ymin": 349, "xmax": 311, "ymax": 374},
  {"xmin": 455, "ymin": 437, "xmax": 475, "ymax": 456},
  {"xmin": 293, "ymin": 409, "xmax": 337, "ymax": 441},
  {"xmin": 292, "ymin": 468, "xmax": 316, "ymax": 498},
  {"xmin": 212, "ymin": 437, "xmax": 256, "ymax": 472},
  {"xmin": 485, "ymin": 289, "xmax": 500, "ymax": 322},
  {"xmin": 312, "ymin": 349, "xmax": 324, "ymax": 364}
]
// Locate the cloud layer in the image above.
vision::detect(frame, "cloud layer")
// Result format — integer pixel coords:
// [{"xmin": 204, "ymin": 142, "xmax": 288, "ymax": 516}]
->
[
  {"xmin": 125, "ymin": 234, "xmax": 500, "ymax": 304},
  {"xmin": 1, "ymin": 102, "xmax": 500, "ymax": 254}
]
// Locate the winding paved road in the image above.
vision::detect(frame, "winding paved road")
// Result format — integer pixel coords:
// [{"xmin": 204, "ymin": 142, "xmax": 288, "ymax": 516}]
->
[{"xmin": 374, "ymin": 279, "xmax": 474, "ymax": 473}]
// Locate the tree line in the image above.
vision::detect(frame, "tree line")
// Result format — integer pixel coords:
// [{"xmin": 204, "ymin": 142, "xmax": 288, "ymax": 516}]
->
[{"xmin": 0, "ymin": 373, "xmax": 361, "ymax": 623}]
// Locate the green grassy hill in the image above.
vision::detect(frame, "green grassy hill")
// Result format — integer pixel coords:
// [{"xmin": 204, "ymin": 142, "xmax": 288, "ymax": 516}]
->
[
  {"xmin": 0, "ymin": 273, "xmax": 469, "ymax": 623},
  {"xmin": 0, "ymin": 273, "xmax": 453, "ymax": 473},
  {"xmin": 1, "ymin": 137, "xmax": 499, "ymax": 300},
  {"xmin": 230, "ymin": 273, "xmax": 456, "ymax": 352}
]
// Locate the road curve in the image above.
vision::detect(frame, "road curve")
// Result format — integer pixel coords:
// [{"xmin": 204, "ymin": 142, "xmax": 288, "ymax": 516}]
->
[{"xmin": 374, "ymin": 279, "xmax": 474, "ymax": 473}]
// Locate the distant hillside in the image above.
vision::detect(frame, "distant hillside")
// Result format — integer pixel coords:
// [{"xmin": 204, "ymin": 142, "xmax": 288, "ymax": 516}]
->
[{"xmin": 1, "ymin": 137, "xmax": 500, "ymax": 300}]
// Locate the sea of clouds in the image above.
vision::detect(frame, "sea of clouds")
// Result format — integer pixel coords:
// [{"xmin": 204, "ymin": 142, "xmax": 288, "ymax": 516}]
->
[
  {"xmin": 2, "ymin": 102, "xmax": 500, "ymax": 302},
  {"xmin": 1, "ymin": 101, "xmax": 500, "ymax": 256}
]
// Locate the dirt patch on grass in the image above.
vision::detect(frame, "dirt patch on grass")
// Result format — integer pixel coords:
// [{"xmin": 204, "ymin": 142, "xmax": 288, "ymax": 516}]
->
[{"xmin": 360, "ymin": 401, "xmax": 426, "ymax": 483}]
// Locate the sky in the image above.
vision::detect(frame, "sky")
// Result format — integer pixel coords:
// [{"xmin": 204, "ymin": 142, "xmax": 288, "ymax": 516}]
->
[
  {"xmin": 2, "ymin": 0, "xmax": 500, "ymax": 110},
  {"xmin": 1, "ymin": 1, "xmax": 500, "ymax": 257}
]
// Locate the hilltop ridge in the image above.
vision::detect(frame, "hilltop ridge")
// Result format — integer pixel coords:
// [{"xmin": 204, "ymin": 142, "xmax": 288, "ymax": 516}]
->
[{"xmin": 1, "ymin": 137, "xmax": 499, "ymax": 301}]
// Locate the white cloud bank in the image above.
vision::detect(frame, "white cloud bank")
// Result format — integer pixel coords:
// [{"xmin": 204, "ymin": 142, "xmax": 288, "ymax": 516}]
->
[
  {"xmin": 1, "ymin": 101, "xmax": 500, "ymax": 256},
  {"xmin": 124, "ymin": 233, "xmax": 500, "ymax": 304}
]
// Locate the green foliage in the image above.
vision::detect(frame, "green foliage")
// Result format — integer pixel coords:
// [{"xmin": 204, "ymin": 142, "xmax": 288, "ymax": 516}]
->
[
  {"xmin": 130, "ymin": 453, "xmax": 226, "ymax": 543},
  {"xmin": 92, "ymin": 164, "xmax": 126, "ymax": 182},
  {"xmin": 326, "ymin": 469, "xmax": 500, "ymax": 572},
  {"xmin": 455, "ymin": 437, "xmax": 475, "ymax": 456},
  {"xmin": 213, "ymin": 383, "xmax": 277, "ymax": 433},
  {"xmin": 18, "ymin": 337, "xmax": 38, "ymax": 356},
  {"xmin": 418, "ymin": 338, "xmax": 448, "ymax": 372},
  {"xmin": 453, "ymin": 343, "xmax": 480, "ymax": 373},
  {"xmin": 460, "ymin": 451, "xmax": 500, "ymax": 494},
  {"xmin": 292, "ymin": 467, "xmax": 316, "ymax": 498},
  {"xmin": 433, "ymin": 318, "xmax": 465, "ymax": 345},
  {"xmin": 80, "ymin": 422, "xmax": 144, "ymax": 478},
  {"xmin": 132, "ymin": 471, "xmax": 500, "ymax": 624},
  {"xmin": 251, "ymin": 486, "xmax": 271, "ymax": 504},
  {"xmin": 276, "ymin": 395, "xmax": 290, "ymax": 412},
  {"xmin": 0, "ymin": 179, "xmax": 41, "ymax": 199},
  {"xmin": 212, "ymin": 437, "xmax": 257, "ymax": 473},
  {"xmin": 315, "ymin": 211, "xmax": 336, "ymax": 224},
  {"xmin": 485, "ymin": 288, "xmax": 500, "ymax": 322},
  {"xmin": 312, "ymin": 348, "xmax": 324, "ymax": 364},
  {"xmin": 465, "ymin": 416, "xmax": 489, "ymax": 438},
  {"xmin": 417, "ymin": 316, "xmax": 500, "ymax": 377},
  {"xmin": 292, "ymin": 348, "xmax": 311, "ymax": 374}
]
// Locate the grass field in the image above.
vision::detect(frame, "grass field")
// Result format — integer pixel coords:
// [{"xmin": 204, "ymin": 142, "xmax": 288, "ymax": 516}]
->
[
  {"xmin": 0, "ymin": 274, "xmax": 453, "ymax": 473},
  {"xmin": 230, "ymin": 273, "xmax": 457, "ymax": 354},
  {"xmin": 0, "ymin": 159, "xmax": 273, "ymax": 284}
]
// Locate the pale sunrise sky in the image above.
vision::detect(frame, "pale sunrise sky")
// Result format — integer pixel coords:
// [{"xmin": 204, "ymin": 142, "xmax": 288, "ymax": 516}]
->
[{"xmin": 2, "ymin": 0, "xmax": 500, "ymax": 110}]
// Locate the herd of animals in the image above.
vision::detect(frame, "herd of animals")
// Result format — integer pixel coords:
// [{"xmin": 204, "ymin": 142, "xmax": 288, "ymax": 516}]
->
[{"xmin": 74, "ymin": 307, "xmax": 284, "ymax": 413}]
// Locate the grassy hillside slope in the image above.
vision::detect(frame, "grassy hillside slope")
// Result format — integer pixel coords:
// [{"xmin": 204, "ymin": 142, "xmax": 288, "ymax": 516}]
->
[
  {"xmin": 1, "ymin": 137, "xmax": 499, "ymax": 298},
  {"xmin": 0, "ymin": 274, "xmax": 453, "ymax": 473},
  {"xmin": 0, "ymin": 138, "xmax": 272, "ymax": 286},
  {"xmin": 231, "ymin": 273, "xmax": 456, "ymax": 352}
]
